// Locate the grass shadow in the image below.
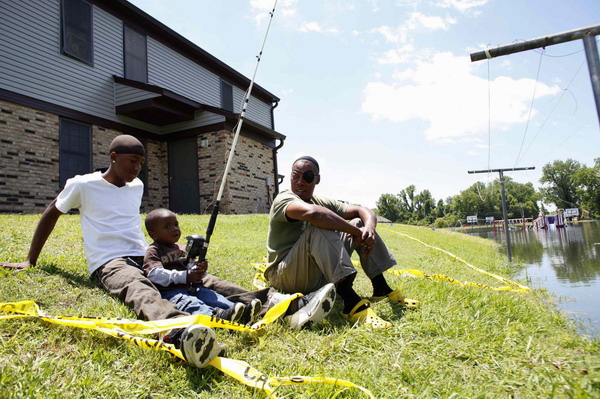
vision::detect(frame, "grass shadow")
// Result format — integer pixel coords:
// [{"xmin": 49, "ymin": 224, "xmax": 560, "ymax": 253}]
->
[{"xmin": 39, "ymin": 263, "xmax": 97, "ymax": 289}]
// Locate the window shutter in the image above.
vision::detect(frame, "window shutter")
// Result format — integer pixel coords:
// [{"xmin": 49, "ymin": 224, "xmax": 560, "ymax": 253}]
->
[
  {"xmin": 221, "ymin": 80, "xmax": 233, "ymax": 112},
  {"xmin": 59, "ymin": 119, "xmax": 92, "ymax": 188}
]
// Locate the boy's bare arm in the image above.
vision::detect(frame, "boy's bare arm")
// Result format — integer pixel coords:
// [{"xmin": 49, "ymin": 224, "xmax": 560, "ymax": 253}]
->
[{"xmin": 0, "ymin": 199, "xmax": 63, "ymax": 270}]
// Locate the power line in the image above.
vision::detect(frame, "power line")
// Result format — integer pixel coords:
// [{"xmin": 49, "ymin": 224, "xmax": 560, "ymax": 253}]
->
[{"xmin": 514, "ymin": 48, "xmax": 544, "ymax": 169}]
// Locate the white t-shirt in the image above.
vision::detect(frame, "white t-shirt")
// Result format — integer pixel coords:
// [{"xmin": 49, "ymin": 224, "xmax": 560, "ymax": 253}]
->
[{"xmin": 55, "ymin": 171, "xmax": 148, "ymax": 275}]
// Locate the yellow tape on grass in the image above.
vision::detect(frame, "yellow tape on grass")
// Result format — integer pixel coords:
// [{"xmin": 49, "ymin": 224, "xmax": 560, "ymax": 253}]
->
[
  {"xmin": 380, "ymin": 227, "xmax": 529, "ymax": 293},
  {"xmin": 0, "ymin": 300, "xmax": 373, "ymax": 398}
]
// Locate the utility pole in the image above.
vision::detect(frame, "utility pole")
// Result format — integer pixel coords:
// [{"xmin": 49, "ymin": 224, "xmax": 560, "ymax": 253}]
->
[
  {"xmin": 470, "ymin": 24, "xmax": 600, "ymax": 128},
  {"xmin": 468, "ymin": 167, "xmax": 535, "ymax": 261}
]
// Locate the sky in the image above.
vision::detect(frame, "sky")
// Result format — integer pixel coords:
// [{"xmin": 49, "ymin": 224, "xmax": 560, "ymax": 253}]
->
[{"xmin": 128, "ymin": 0, "xmax": 600, "ymax": 209}]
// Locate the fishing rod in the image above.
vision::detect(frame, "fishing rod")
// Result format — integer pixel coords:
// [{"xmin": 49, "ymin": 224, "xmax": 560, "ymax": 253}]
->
[{"xmin": 184, "ymin": 0, "xmax": 279, "ymax": 264}]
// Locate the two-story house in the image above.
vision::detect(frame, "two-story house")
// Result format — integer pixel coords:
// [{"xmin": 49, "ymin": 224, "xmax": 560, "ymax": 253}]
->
[{"xmin": 0, "ymin": 0, "xmax": 285, "ymax": 214}]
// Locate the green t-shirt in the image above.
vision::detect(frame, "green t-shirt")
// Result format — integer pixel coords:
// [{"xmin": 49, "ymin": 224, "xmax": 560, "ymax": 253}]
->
[{"xmin": 266, "ymin": 189, "xmax": 348, "ymax": 271}]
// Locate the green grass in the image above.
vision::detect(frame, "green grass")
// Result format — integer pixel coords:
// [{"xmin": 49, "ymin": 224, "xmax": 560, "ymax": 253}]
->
[{"xmin": 1, "ymin": 214, "xmax": 599, "ymax": 398}]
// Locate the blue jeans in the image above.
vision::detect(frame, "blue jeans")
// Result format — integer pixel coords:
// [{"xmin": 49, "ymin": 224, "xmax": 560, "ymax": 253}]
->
[{"xmin": 162, "ymin": 286, "xmax": 234, "ymax": 316}]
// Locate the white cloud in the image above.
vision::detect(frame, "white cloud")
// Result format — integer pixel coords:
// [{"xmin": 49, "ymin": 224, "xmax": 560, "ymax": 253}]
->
[
  {"xmin": 436, "ymin": 0, "xmax": 489, "ymax": 13},
  {"xmin": 361, "ymin": 52, "xmax": 561, "ymax": 143},
  {"xmin": 372, "ymin": 12, "xmax": 456, "ymax": 44},
  {"xmin": 299, "ymin": 21, "xmax": 323, "ymax": 32},
  {"xmin": 377, "ymin": 44, "xmax": 415, "ymax": 64}
]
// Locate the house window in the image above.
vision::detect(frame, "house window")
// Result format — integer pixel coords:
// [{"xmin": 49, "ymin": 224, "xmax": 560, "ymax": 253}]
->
[
  {"xmin": 124, "ymin": 25, "xmax": 148, "ymax": 83},
  {"xmin": 221, "ymin": 80, "xmax": 233, "ymax": 112},
  {"xmin": 61, "ymin": 0, "xmax": 93, "ymax": 65},
  {"xmin": 59, "ymin": 119, "xmax": 92, "ymax": 188}
]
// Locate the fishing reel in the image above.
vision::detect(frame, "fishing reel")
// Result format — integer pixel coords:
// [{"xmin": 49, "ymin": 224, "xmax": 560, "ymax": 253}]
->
[
  {"xmin": 179, "ymin": 234, "xmax": 209, "ymax": 294},
  {"xmin": 182, "ymin": 234, "xmax": 208, "ymax": 268}
]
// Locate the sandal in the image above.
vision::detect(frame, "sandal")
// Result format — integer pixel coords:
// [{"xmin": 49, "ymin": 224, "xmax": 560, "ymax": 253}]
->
[
  {"xmin": 341, "ymin": 299, "xmax": 392, "ymax": 329},
  {"xmin": 370, "ymin": 289, "xmax": 420, "ymax": 309}
]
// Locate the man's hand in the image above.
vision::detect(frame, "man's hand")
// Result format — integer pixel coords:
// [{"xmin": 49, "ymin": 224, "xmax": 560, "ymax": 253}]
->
[
  {"xmin": 0, "ymin": 260, "xmax": 32, "ymax": 271},
  {"xmin": 359, "ymin": 227, "xmax": 376, "ymax": 256}
]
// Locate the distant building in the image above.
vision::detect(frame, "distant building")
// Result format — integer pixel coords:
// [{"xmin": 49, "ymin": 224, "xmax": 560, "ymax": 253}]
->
[{"xmin": 0, "ymin": 0, "xmax": 285, "ymax": 214}]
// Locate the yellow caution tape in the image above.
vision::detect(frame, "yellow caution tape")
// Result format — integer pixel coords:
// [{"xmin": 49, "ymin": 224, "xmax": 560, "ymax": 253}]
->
[
  {"xmin": 251, "ymin": 260, "xmax": 269, "ymax": 289},
  {"xmin": 379, "ymin": 227, "xmax": 530, "ymax": 293},
  {"xmin": 211, "ymin": 356, "xmax": 374, "ymax": 398},
  {"xmin": 0, "ymin": 300, "xmax": 373, "ymax": 398}
]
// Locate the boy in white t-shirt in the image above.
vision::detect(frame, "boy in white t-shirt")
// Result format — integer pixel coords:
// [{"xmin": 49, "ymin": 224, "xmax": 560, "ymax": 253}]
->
[{"xmin": 0, "ymin": 135, "xmax": 222, "ymax": 368}]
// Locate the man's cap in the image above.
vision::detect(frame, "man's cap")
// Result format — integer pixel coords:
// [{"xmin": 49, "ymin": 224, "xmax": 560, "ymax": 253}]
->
[
  {"xmin": 109, "ymin": 135, "xmax": 145, "ymax": 157},
  {"xmin": 294, "ymin": 156, "xmax": 319, "ymax": 173}
]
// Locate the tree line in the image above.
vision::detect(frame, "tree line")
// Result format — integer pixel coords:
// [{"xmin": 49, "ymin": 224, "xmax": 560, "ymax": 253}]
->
[{"xmin": 375, "ymin": 158, "xmax": 600, "ymax": 228}]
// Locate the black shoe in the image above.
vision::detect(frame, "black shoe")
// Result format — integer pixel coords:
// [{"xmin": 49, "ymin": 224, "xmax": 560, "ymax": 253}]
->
[
  {"xmin": 239, "ymin": 298, "xmax": 262, "ymax": 325},
  {"xmin": 213, "ymin": 302, "xmax": 244, "ymax": 322}
]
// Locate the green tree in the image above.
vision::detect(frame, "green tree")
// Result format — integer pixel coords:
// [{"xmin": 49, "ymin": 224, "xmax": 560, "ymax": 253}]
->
[
  {"xmin": 375, "ymin": 193, "xmax": 401, "ymax": 222},
  {"xmin": 572, "ymin": 158, "xmax": 600, "ymax": 217},
  {"xmin": 540, "ymin": 159, "xmax": 582, "ymax": 209}
]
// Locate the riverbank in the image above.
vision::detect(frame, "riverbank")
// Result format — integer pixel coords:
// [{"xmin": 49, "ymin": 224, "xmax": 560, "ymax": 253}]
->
[{"xmin": 1, "ymin": 214, "xmax": 598, "ymax": 398}]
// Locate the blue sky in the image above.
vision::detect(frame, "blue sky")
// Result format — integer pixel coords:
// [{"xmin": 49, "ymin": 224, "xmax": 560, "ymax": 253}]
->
[{"xmin": 129, "ymin": 0, "xmax": 600, "ymax": 209}]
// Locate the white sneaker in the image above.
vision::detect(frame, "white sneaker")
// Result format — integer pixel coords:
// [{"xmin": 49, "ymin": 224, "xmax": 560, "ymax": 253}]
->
[
  {"xmin": 286, "ymin": 283, "xmax": 336, "ymax": 330},
  {"xmin": 180, "ymin": 325, "xmax": 223, "ymax": 368}
]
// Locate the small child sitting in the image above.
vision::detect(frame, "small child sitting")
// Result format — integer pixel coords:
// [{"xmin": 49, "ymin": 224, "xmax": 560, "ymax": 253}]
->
[{"xmin": 143, "ymin": 208, "xmax": 260, "ymax": 324}]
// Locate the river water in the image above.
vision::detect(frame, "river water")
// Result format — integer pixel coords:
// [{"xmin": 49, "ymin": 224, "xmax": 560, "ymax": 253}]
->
[{"xmin": 461, "ymin": 221, "xmax": 600, "ymax": 337}]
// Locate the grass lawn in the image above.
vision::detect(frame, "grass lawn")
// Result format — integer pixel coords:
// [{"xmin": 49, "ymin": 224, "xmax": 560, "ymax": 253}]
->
[{"xmin": 1, "ymin": 214, "xmax": 599, "ymax": 398}]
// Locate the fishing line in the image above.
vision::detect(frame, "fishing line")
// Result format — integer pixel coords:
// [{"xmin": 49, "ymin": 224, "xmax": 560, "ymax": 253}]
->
[{"xmin": 199, "ymin": 0, "xmax": 279, "ymax": 259}]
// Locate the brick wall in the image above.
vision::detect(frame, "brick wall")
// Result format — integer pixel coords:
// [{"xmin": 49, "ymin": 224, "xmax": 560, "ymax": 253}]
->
[
  {"xmin": 0, "ymin": 100, "xmax": 276, "ymax": 215},
  {"xmin": 198, "ymin": 130, "xmax": 276, "ymax": 214},
  {"xmin": 0, "ymin": 101, "xmax": 60, "ymax": 212}
]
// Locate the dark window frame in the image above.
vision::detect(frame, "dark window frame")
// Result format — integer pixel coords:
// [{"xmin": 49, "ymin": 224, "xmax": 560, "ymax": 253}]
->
[
  {"xmin": 60, "ymin": 0, "xmax": 94, "ymax": 66},
  {"xmin": 59, "ymin": 118, "xmax": 93, "ymax": 188},
  {"xmin": 220, "ymin": 80, "xmax": 234, "ymax": 112},
  {"xmin": 137, "ymin": 138, "xmax": 149, "ymax": 196},
  {"xmin": 123, "ymin": 24, "xmax": 148, "ymax": 83}
]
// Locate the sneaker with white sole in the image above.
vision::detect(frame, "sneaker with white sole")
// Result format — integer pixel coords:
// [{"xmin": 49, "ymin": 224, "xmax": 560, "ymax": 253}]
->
[
  {"xmin": 286, "ymin": 283, "xmax": 336, "ymax": 330},
  {"xmin": 213, "ymin": 302, "xmax": 245, "ymax": 322},
  {"xmin": 245, "ymin": 298, "xmax": 262, "ymax": 325},
  {"xmin": 180, "ymin": 325, "xmax": 224, "ymax": 368}
]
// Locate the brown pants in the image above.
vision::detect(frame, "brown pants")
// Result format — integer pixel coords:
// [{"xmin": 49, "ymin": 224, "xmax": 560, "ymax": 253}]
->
[
  {"xmin": 94, "ymin": 256, "xmax": 279, "ymax": 320},
  {"xmin": 93, "ymin": 256, "xmax": 187, "ymax": 321},
  {"xmin": 266, "ymin": 219, "xmax": 397, "ymax": 294}
]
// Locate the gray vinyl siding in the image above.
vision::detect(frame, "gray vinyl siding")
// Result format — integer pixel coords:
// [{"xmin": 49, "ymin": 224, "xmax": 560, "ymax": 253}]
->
[
  {"xmin": 147, "ymin": 38, "xmax": 273, "ymax": 128},
  {"xmin": 231, "ymin": 84, "xmax": 272, "ymax": 128},
  {"xmin": 0, "ymin": 1, "xmax": 122, "ymax": 122},
  {"xmin": 114, "ymin": 83, "xmax": 161, "ymax": 106},
  {"xmin": 161, "ymin": 112, "xmax": 226, "ymax": 135},
  {"xmin": 0, "ymin": 0, "xmax": 273, "ymax": 131},
  {"xmin": 148, "ymin": 37, "xmax": 221, "ymax": 108}
]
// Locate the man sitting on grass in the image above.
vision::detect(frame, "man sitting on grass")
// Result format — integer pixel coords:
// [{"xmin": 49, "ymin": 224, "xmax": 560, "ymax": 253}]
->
[
  {"xmin": 0, "ymin": 135, "xmax": 221, "ymax": 368},
  {"xmin": 265, "ymin": 156, "xmax": 419, "ymax": 329},
  {"xmin": 145, "ymin": 208, "xmax": 336, "ymax": 331}
]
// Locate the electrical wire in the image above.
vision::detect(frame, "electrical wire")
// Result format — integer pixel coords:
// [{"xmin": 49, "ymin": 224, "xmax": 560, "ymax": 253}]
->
[{"xmin": 513, "ymin": 48, "xmax": 545, "ymax": 170}]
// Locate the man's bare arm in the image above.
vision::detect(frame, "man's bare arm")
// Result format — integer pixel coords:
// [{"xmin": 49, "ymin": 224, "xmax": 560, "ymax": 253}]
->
[
  {"xmin": 286, "ymin": 201, "xmax": 363, "ymax": 239},
  {"xmin": 343, "ymin": 204, "xmax": 378, "ymax": 256},
  {"xmin": 0, "ymin": 199, "xmax": 63, "ymax": 270}
]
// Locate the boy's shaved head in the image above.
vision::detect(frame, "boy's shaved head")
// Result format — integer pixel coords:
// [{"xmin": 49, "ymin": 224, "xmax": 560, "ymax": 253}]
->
[{"xmin": 145, "ymin": 208, "xmax": 175, "ymax": 232}]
